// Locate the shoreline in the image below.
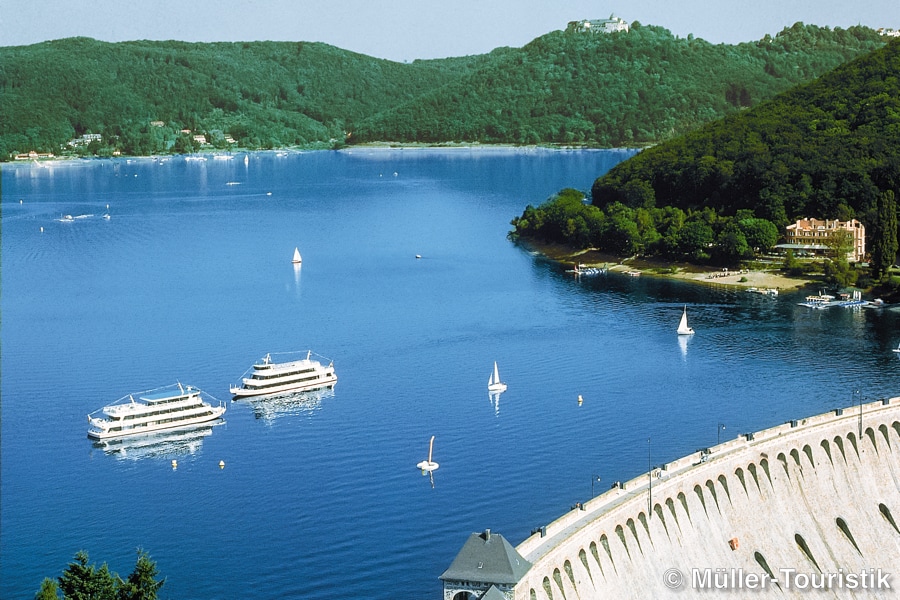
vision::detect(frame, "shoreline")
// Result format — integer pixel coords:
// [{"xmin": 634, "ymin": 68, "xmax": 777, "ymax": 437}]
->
[
  {"xmin": 520, "ymin": 240, "xmax": 817, "ymax": 292},
  {"xmin": 4, "ymin": 142, "xmax": 645, "ymax": 165}
]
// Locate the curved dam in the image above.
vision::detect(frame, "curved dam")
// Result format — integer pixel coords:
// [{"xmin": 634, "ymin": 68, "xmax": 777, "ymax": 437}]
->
[{"xmin": 442, "ymin": 397, "xmax": 900, "ymax": 599}]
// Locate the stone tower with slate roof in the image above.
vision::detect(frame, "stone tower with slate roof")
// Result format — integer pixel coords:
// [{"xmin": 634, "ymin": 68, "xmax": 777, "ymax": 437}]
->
[{"xmin": 440, "ymin": 529, "xmax": 531, "ymax": 600}]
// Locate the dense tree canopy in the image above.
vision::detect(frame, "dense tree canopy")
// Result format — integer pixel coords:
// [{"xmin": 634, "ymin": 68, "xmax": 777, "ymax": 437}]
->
[
  {"xmin": 512, "ymin": 39, "xmax": 900, "ymax": 269},
  {"xmin": 352, "ymin": 23, "xmax": 883, "ymax": 147},
  {"xmin": 591, "ymin": 38, "xmax": 900, "ymax": 228},
  {"xmin": 0, "ymin": 23, "xmax": 884, "ymax": 158}
]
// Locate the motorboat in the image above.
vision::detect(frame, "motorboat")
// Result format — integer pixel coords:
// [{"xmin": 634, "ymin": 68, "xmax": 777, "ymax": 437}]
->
[
  {"xmin": 677, "ymin": 305, "xmax": 695, "ymax": 335},
  {"xmin": 230, "ymin": 351, "xmax": 337, "ymax": 399},
  {"xmin": 88, "ymin": 383, "xmax": 226, "ymax": 440},
  {"xmin": 488, "ymin": 361, "xmax": 507, "ymax": 393}
]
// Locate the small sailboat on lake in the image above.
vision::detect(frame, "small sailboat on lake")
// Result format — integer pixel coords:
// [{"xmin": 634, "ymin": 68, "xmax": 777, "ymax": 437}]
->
[
  {"xmin": 488, "ymin": 361, "xmax": 507, "ymax": 393},
  {"xmin": 292, "ymin": 247, "xmax": 302, "ymax": 265},
  {"xmin": 417, "ymin": 435, "xmax": 439, "ymax": 472},
  {"xmin": 677, "ymin": 305, "xmax": 695, "ymax": 335}
]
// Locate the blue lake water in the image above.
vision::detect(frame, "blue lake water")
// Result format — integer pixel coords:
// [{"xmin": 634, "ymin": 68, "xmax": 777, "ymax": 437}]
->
[{"xmin": 2, "ymin": 148, "xmax": 899, "ymax": 599}]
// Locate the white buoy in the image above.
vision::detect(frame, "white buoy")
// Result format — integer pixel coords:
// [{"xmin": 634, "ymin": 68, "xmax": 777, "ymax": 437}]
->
[
  {"xmin": 40, "ymin": 226, "xmax": 44, "ymax": 233},
  {"xmin": 171, "ymin": 459, "xmax": 178, "ymax": 469},
  {"xmin": 266, "ymin": 192, "xmax": 272, "ymax": 196},
  {"xmin": 219, "ymin": 460, "xmax": 225, "ymax": 469},
  {"xmin": 578, "ymin": 394, "xmax": 583, "ymax": 405},
  {"xmin": 416, "ymin": 435, "xmax": 439, "ymax": 472}
]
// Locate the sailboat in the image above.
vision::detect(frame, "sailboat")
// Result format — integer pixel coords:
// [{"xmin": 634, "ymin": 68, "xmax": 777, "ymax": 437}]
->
[
  {"xmin": 292, "ymin": 247, "xmax": 302, "ymax": 265},
  {"xmin": 677, "ymin": 305, "xmax": 695, "ymax": 335},
  {"xmin": 416, "ymin": 435, "xmax": 439, "ymax": 472},
  {"xmin": 893, "ymin": 342, "xmax": 900, "ymax": 353},
  {"xmin": 488, "ymin": 361, "xmax": 507, "ymax": 393}
]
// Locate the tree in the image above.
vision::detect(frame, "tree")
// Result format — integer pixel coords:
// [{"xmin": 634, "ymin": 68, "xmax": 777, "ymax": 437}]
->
[
  {"xmin": 621, "ymin": 179, "xmax": 656, "ymax": 208},
  {"xmin": 58, "ymin": 551, "xmax": 117, "ymax": 600},
  {"xmin": 739, "ymin": 217, "xmax": 779, "ymax": 252},
  {"xmin": 35, "ymin": 578, "xmax": 60, "ymax": 600},
  {"xmin": 117, "ymin": 550, "xmax": 165, "ymax": 600},
  {"xmin": 782, "ymin": 249, "xmax": 804, "ymax": 275},
  {"xmin": 677, "ymin": 220, "xmax": 714, "ymax": 259},
  {"xmin": 824, "ymin": 229, "xmax": 855, "ymax": 262},
  {"xmin": 823, "ymin": 256, "xmax": 857, "ymax": 287},
  {"xmin": 715, "ymin": 222, "xmax": 751, "ymax": 263},
  {"xmin": 871, "ymin": 189, "xmax": 898, "ymax": 280}
]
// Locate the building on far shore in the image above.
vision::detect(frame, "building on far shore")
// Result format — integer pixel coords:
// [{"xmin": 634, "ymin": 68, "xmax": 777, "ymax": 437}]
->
[
  {"xmin": 777, "ymin": 217, "xmax": 865, "ymax": 262},
  {"xmin": 567, "ymin": 15, "xmax": 629, "ymax": 34}
]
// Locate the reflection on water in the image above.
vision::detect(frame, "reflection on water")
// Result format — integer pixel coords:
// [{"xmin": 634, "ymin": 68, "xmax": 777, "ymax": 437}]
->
[
  {"xmin": 678, "ymin": 334, "xmax": 690, "ymax": 360},
  {"xmin": 489, "ymin": 391, "xmax": 502, "ymax": 416},
  {"xmin": 90, "ymin": 420, "xmax": 223, "ymax": 460},
  {"xmin": 235, "ymin": 387, "xmax": 334, "ymax": 424},
  {"xmin": 292, "ymin": 263, "xmax": 302, "ymax": 296}
]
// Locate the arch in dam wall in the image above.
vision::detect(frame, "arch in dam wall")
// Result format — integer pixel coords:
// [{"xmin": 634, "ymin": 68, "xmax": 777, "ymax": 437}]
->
[{"xmin": 510, "ymin": 399, "xmax": 900, "ymax": 600}]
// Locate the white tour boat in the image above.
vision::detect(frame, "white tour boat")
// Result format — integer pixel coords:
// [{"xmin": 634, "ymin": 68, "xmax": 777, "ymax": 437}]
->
[
  {"xmin": 677, "ymin": 305, "xmax": 695, "ymax": 335},
  {"xmin": 87, "ymin": 383, "xmax": 226, "ymax": 440},
  {"xmin": 230, "ymin": 351, "xmax": 337, "ymax": 399}
]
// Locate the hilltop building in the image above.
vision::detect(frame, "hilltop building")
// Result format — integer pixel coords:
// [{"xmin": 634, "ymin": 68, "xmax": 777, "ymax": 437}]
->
[
  {"xmin": 779, "ymin": 218, "xmax": 866, "ymax": 262},
  {"xmin": 568, "ymin": 16, "xmax": 629, "ymax": 34}
]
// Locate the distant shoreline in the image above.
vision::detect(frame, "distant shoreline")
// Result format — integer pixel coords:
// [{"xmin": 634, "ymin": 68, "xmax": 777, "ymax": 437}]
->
[
  {"xmin": 518, "ymin": 239, "xmax": 816, "ymax": 292},
  {"xmin": 5, "ymin": 142, "xmax": 645, "ymax": 165}
]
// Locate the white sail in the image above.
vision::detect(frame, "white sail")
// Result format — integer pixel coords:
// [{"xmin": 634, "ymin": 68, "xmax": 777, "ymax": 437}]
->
[
  {"xmin": 677, "ymin": 306, "xmax": 695, "ymax": 335},
  {"xmin": 292, "ymin": 247, "xmax": 302, "ymax": 264},
  {"xmin": 488, "ymin": 361, "xmax": 507, "ymax": 392}
]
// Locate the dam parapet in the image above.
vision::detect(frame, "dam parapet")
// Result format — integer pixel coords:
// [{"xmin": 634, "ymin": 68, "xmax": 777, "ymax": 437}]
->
[{"xmin": 443, "ymin": 396, "xmax": 900, "ymax": 600}]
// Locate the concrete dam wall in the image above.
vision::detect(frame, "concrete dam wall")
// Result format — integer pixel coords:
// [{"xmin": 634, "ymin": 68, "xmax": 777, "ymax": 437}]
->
[{"xmin": 511, "ymin": 398, "xmax": 900, "ymax": 599}]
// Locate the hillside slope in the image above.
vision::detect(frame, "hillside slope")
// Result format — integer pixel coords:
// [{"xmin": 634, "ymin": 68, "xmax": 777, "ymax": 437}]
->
[
  {"xmin": 350, "ymin": 23, "xmax": 884, "ymax": 146},
  {"xmin": 592, "ymin": 37, "xmax": 900, "ymax": 226},
  {"xmin": 0, "ymin": 23, "xmax": 885, "ymax": 157}
]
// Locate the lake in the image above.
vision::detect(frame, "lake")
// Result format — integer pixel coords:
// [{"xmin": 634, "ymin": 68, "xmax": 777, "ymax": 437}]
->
[{"xmin": 2, "ymin": 148, "xmax": 899, "ymax": 599}]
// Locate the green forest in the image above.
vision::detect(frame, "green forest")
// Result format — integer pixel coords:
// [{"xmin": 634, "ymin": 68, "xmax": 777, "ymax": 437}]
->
[
  {"xmin": 34, "ymin": 550, "xmax": 164, "ymax": 600},
  {"xmin": 510, "ymin": 38, "xmax": 900, "ymax": 282},
  {"xmin": 0, "ymin": 22, "xmax": 885, "ymax": 159}
]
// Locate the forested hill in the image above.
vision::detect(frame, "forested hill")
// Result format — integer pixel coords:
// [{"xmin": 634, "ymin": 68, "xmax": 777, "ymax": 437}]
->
[
  {"xmin": 350, "ymin": 23, "xmax": 884, "ymax": 146},
  {"xmin": 0, "ymin": 37, "xmax": 491, "ymax": 157},
  {"xmin": 0, "ymin": 23, "xmax": 886, "ymax": 158},
  {"xmin": 591, "ymin": 37, "xmax": 900, "ymax": 227}
]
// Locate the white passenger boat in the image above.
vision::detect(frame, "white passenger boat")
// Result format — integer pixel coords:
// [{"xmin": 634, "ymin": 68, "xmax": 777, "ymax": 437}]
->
[
  {"xmin": 87, "ymin": 383, "xmax": 226, "ymax": 440},
  {"xmin": 230, "ymin": 351, "xmax": 337, "ymax": 399}
]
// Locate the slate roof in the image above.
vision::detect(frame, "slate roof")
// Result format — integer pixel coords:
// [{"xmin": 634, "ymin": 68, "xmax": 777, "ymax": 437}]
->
[
  {"xmin": 440, "ymin": 530, "xmax": 532, "ymax": 585},
  {"xmin": 480, "ymin": 585, "xmax": 509, "ymax": 600}
]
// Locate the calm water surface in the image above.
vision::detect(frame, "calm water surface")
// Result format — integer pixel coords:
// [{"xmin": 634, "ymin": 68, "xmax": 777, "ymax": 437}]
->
[{"xmin": 2, "ymin": 149, "xmax": 899, "ymax": 599}]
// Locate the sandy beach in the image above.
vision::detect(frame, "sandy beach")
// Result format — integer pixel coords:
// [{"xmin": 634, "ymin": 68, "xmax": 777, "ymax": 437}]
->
[{"xmin": 525, "ymin": 242, "xmax": 816, "ymax": 291}]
